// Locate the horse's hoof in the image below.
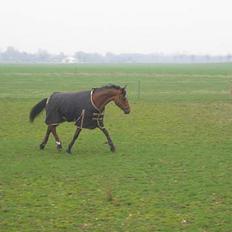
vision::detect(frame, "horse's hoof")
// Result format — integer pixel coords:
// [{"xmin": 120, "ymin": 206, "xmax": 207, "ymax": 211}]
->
[
  {"xmin": 40, "ymin": 143, "xmax": 45, "ymax": 150},
  {"xmin": 66, "ymin": 149, "xmax": 72, "ymax": 154},
  {"xmin": 110, "ymin": 146, "xmax": 116, "ymax": 152},
  {"xmin": 56, "ymin": 144, "xmax": 62, "ymax": 151}
]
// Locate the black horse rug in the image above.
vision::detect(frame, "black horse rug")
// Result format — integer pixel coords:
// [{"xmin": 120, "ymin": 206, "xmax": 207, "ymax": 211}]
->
[{"xmin": 45, "ymin": 90, "xmax": 104, "ymax": 129}]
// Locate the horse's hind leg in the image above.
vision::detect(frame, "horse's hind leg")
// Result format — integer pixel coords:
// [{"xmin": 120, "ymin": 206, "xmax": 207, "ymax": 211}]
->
[
  {"xmin": 66, "ymin": 127, "xmax": 82, "ymax": 154},
  {"xmin": 99, "ymin": 127, "xmax": 116, "ymax": 152},
  {"xmin": 40, "ymin": 126, "xmax": 51, "ymax": 150},
  {"xmin": 49, "ymin": 125, "xmax": 62, "ymax": 151}
]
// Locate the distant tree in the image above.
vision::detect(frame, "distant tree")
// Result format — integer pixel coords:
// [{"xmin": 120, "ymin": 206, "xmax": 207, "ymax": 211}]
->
[
  {"xmin": 36, "ymin": 49, "xmax": 51, "ymax": 62},
  {"xmin": 2, "ymin": 47, "xmax": 21, "ymax": 62}
]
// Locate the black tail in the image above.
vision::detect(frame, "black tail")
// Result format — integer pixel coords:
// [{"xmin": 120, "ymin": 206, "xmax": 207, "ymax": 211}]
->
[{"xmin": 29, "ymin": 98, "xmax": 47, "ymax": 122}]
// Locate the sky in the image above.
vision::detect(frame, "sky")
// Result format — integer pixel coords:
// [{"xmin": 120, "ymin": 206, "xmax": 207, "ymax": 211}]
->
[{"xmin": 0, "ymin": 0, "xmax": 232, "ymax": 55}]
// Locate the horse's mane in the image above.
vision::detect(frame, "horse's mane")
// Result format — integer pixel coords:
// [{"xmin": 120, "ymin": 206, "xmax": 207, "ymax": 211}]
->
[
  {"xmin": 94, "ymin": 84, "xmax": 126, "ymax": 96},
  {"xmin": 99, "ymin": 84, "xmax": 122, "ymax": 90}
]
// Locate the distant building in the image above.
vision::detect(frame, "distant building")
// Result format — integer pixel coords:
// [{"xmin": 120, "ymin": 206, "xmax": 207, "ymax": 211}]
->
[{"xmin": 62, "ymin": 56, "xmax": 78, "ymax": 63}]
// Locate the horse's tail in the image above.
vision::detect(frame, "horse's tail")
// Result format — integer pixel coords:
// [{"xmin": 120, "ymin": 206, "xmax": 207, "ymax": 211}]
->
[{"xmin": 29, "ymin": 98, "xmax": 47, "ymax": 122}]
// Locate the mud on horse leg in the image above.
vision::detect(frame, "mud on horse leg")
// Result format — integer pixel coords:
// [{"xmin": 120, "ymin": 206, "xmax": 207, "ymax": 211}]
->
[
  {"xmin": 40, "ymin": 126, "xmax": 51, "ymax": 150},
  {"xmin": 66, "ymin": 127, "xmax": 82, "ymax": 154},
  {"xmin": 49, "ymin": 125, "xmax": 62, "ymax": 151},
  {"xmin": 99, "ymin": 127, "xmax": 116, "ymax": 152}
]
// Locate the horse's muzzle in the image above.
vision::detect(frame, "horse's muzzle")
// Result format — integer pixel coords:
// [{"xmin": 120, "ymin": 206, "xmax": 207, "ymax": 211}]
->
[{"xmin": 124, "ymin": 108, "xmax": 130, "ymax": 114}]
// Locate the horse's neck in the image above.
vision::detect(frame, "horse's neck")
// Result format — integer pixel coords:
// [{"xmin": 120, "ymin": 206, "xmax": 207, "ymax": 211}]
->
[{"xmin": 93, "ymin": 89, "xmax": 116, "ymax": 111}]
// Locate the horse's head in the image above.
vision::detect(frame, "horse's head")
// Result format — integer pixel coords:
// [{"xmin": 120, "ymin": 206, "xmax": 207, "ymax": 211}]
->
[
  {"xmin": 92, "ymin": 84, "xmax": 131, "ymax": 114},
  {"xmin": 113, "ymin": 86, "xmax": 130, "ymax": 114}
]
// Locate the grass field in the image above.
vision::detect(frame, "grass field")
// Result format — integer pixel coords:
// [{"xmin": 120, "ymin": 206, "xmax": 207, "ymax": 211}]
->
[{"xmin": 0, "ymin": 63, "xmax": 232, "ymax": 231}]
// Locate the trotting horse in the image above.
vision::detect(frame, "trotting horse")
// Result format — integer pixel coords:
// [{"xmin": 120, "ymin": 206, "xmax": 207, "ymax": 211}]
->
[{"xmin": 29, "ymin": 84, "xmax": 130, "ymax": 154}]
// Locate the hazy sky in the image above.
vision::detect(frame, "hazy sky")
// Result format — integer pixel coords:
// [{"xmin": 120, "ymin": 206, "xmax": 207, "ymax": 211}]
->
[{"xmin": 0, "ymin": 0, "xmax": 231, "ymax": 55}]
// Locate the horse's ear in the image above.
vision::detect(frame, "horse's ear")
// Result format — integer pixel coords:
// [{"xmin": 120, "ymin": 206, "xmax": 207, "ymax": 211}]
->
[
  {"xmin": 122, "ymin": 85, "xmax": 127, "ymax": 90},
  {"xmin": 121, "ymin": 85, "xmax": 127, "ymax": 96}
]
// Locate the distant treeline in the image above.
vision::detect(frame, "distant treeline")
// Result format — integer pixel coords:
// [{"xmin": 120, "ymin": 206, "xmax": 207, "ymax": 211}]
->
[{"xmin": 0, "ymin": 47, "xmax": 232, "ymax": 63}]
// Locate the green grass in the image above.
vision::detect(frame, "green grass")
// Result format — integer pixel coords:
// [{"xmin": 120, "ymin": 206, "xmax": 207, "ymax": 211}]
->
[{"xmin": 0, "ymin": 64, "xmax": 232, "ymax": 231}]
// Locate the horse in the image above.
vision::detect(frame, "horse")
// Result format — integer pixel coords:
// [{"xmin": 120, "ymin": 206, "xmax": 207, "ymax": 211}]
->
[{"xmin": 29, "ymin": 84, "xmax": 130, "ymax": 154}]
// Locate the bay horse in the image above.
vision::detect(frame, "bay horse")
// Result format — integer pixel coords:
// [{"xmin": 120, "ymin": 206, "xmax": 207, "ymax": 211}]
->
[{"xmin": 29, "ymin": 84, "xmax": 130, "ymax": 154}]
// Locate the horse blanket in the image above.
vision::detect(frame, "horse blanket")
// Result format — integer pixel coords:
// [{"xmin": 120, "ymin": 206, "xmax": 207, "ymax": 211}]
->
[{"xmin": 45, "ymin": 90, "xmax": 104, "ymax": 129}]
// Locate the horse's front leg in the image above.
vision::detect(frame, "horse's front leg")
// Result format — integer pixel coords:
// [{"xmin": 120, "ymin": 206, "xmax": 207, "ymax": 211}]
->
[
  {"xmin": 66, "ymin": 127, "xmax": 82, "ymax": 154},
  {"xmin": 49, "ymin": 125, "xmax": 62, "ymax": 151},
  {"xmin": 99, "ymin": 127, "xmax": 116, "ymax": 152},
  {"xmin": 40, "ymin": 126, "xmax": 51, "ymax": 150}
]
